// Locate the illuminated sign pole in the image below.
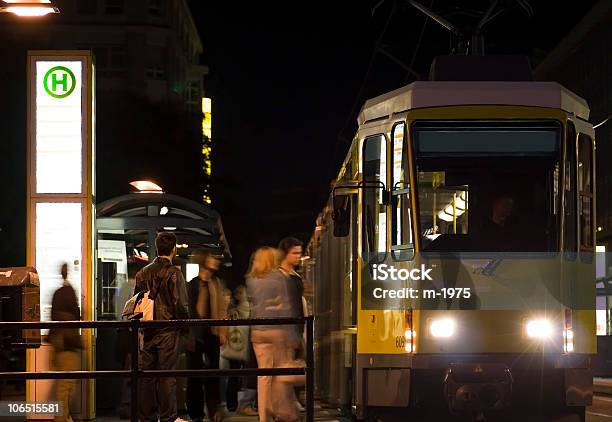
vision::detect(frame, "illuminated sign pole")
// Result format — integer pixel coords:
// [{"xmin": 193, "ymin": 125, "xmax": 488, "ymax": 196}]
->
[{"xmin": 26, "ymin": 51, "xmax": 95, "ymax": 420}]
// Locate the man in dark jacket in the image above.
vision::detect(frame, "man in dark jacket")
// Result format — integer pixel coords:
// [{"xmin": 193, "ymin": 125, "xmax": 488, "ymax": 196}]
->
[
  {"xmin": 49, "ymin": 263, "xmax": 82, "ymax": 422},
  {"xmin": 185, "ymin": 249, "xmax": 228, "ymax": 422},
  {"xmin": 278, "ymin": 237, "xmax": 304, "ymax": 333},
  {"xmin": 278, "ymin": 237, "xmax": 306, "ymax": 412},
  {"xmin": 133, "ymin": 232, "xmax": 190, "ymax": 422}
]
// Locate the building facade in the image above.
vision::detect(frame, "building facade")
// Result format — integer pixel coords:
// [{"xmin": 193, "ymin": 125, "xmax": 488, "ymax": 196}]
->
[{"xmin": 49, "ymin": 0, "xmax": 207, "ymax": 109}]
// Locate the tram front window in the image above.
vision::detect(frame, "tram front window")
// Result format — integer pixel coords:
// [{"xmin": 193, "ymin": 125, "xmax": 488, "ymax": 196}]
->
[{"xmin": 413, "ymin": 121, "xmax": 561, "ymax": 253}]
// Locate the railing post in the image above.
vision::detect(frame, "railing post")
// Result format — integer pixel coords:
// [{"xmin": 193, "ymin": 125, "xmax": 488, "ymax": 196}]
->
[
  {"xmin": 130, "ymin": 318, "xmax": 139, "ymax": 422},
  {"xmin": 306, "ymin": 316, "xmax": 314, "ymax": 422}
]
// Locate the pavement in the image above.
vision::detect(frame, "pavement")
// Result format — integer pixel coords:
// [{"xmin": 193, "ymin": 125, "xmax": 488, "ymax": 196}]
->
[
  {"xmin": 95, "ymin": 403, "xmax": 347, "ymax": 422},
  {"xmin": 13, "ymin": 379, "xmax": 612, "ymax": 421}
]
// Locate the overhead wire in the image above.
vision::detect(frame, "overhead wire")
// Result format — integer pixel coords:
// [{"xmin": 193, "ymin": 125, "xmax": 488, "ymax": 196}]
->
[
  {"xmin": 336, "ymin": 0, "xmax": 396, "ymax": 143},
  {"xmin": 594, "ymin": 114, "xmax": 612, "ymax": 129},
  {"xmin": 325, "ymin": 0, "xmax": 397, "ymax": 187},
  {"xmin": 403, "ymin": 0, "xmax": 435, "ymax": 83}
]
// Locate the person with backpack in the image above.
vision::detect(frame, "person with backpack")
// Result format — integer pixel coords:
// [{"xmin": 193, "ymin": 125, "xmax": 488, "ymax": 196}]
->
[{"xmin": 133, "ymin": 232, "xmax": 190, "ymax": 422}]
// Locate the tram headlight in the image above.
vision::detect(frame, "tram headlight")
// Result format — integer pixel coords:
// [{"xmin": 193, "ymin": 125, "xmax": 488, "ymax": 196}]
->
[
  {"xmin": 429, "ymin": 318, "xmax": 455, "ymax": 338},
  {"xmin": 525, "ymin": 319, "xmax": 553, "ymax": 339}
]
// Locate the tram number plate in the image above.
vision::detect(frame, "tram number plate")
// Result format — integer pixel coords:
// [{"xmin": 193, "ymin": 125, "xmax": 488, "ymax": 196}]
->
[{"xmin": 395, "ymin": 336, "xmax": 406, "ymax": 348}]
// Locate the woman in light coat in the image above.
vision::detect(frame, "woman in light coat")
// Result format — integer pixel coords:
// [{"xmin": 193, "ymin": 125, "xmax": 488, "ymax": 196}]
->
[{"xmin": 246, "ymin": 247, "xmax": 299, "ymax": 422}]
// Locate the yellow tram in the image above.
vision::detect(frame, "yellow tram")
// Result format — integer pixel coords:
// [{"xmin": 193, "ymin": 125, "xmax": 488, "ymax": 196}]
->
[{"xmin": 303, "ymin": 59, "xmax": 596, "ymax": 421}]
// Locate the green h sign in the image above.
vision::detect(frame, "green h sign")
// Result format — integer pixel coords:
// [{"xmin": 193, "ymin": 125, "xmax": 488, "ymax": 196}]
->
[{"xmin": 43, "ymin": 66, "xmax": 76, "ymax": 99}]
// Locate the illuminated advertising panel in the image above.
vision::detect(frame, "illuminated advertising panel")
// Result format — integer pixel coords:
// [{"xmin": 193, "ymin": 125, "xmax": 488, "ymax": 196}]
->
[
  {"xmin": 36, "ymin": 202, "xmax": 82, "ymax": 333},
  {"xmin": 35, "ymin": 61, "xmax": 83, "ymax": 193}
]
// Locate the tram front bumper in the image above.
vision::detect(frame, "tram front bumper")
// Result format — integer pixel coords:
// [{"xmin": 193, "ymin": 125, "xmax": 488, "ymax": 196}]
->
[{"xmin": 443, "ymin": 363, "xmax": 513, "ymax": 416}]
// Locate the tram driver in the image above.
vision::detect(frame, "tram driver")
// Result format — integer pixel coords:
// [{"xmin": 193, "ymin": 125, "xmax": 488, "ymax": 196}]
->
[{"xmin": 474, "ymin": 193, "xmax": 517, "ymax": 252}]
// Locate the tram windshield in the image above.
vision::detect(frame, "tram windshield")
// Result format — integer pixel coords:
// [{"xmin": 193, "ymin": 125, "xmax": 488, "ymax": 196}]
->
[{"xmin": 413, "ymin": 121, "xmax": 561, "ymax": 254}]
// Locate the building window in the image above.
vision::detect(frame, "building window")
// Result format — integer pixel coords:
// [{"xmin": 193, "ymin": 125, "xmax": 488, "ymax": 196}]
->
[
  {"xmin": 186, "ymin": 81, "xmax": 201, "ymax": 112},
  {"xmin": 104, "ymin": 0, "xmax": 124, "ymax": 14},
  {"xmin": 91, "ymin": 46, "xmax": 126, "ymax": 74},
  {"xmin": 146, "ymin": 67, "xmax": 165, "ymax": 80},
  {"xmin": 76, "ymin": 0, "xmax": 97, "ymax": 14},
  {"xmin": 148, "ymin": 0, "xmax": 163, "ymax": 16},
  {"xmin": 146, "ymin": 46, "xmax": 166, "ymax": 80}
]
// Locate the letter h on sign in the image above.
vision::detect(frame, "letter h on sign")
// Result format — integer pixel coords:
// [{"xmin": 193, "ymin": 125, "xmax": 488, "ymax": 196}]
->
[{"xmin": 52, "ymin": 72, "xmax": 68, "ymax": 92}]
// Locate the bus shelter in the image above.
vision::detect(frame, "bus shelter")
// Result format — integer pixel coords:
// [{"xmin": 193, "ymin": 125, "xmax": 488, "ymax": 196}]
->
[{"xmin": 94, "ymin": 192, "xmax": 231, "ymax": 414}]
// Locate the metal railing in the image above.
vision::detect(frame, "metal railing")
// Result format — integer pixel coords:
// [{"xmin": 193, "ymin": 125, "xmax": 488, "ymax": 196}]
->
[{"xmin": 0, "ymin": 316, "xmax": 315, "ymax": 422}]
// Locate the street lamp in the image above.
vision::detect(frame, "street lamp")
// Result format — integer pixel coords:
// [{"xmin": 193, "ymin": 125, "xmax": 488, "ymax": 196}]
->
[
  {"xmin": 129, "ymin": 180, "xmax": 164, "ymax": 194},
  {"xmin": 0, "ymin": 1, "xmax": 59, "ymax": 17}
]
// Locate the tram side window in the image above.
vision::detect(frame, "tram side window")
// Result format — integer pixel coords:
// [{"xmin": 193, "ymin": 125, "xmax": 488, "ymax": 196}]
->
[
  {"xmin": 578, "ymin": 133, "xmax": 594, "ymax": 259},
  {"xmin": 391, "ymin": 123, "xmax": 414, "ymax": 260},
  {"xmin": 362, "ymin": 135, "xmax": 387, "ymax": 262},
  {"xmin": 564, "ymin": 123, "xmax": 577, "ymax": 258}
]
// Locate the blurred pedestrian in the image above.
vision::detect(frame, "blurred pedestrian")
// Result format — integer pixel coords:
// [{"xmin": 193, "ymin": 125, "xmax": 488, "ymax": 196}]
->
[
  {"xmin": 49, "ymin": 263, "xmax": 82, "ymax": 422},
  {"xmin": 185, "ymin": 250, "xmax": 228, "ymax": 422},
  {"xmin": 246, "ymin": 247, "xmax": 298, "ymax": 422},
  {"xmin": 133, "ymin": 232, "xmax": 190, "ymax": 422},
  {"xmin": 218, "ymin": 286, "xmax": 234, "ymax": 414},
  {"xmin": 227, "ymin": 286, "xmax": 258, "ymax": 416},
  {"xmin": 278, "ymin": 237, "xmax": 307, "ymax": 411},
  {"xmin": 277, "ymin": 237, "xmax": 305, "ymax": 346}
]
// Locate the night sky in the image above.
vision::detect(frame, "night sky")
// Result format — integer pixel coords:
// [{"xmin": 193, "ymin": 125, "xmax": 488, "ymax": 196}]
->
[
  {"xmin": 0, "ymin": 1, "xmax": 600, "ymax": 280},
  {"xmin": 187, "ymin": 0, "xmax": 598, "ymax": 279}
]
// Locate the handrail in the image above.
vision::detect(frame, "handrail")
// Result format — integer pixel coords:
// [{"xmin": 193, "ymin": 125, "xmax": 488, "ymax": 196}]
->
[
  {"xmin": 0, "ymin": 316, "xmax": 315, "ymax": 422},
  {"xmin": 0, "ymin": 317, "xmax": 306, "ymax": 329},
  {"xmin": 0, "ymin": 368, "xmax": 306, "ymax": 380}
]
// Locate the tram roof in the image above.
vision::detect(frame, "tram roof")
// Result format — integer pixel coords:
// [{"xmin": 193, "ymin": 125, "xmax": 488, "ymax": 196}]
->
[{"xmin": 358, "ymin": 81, "xmax": 590, "ymax": 125}]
